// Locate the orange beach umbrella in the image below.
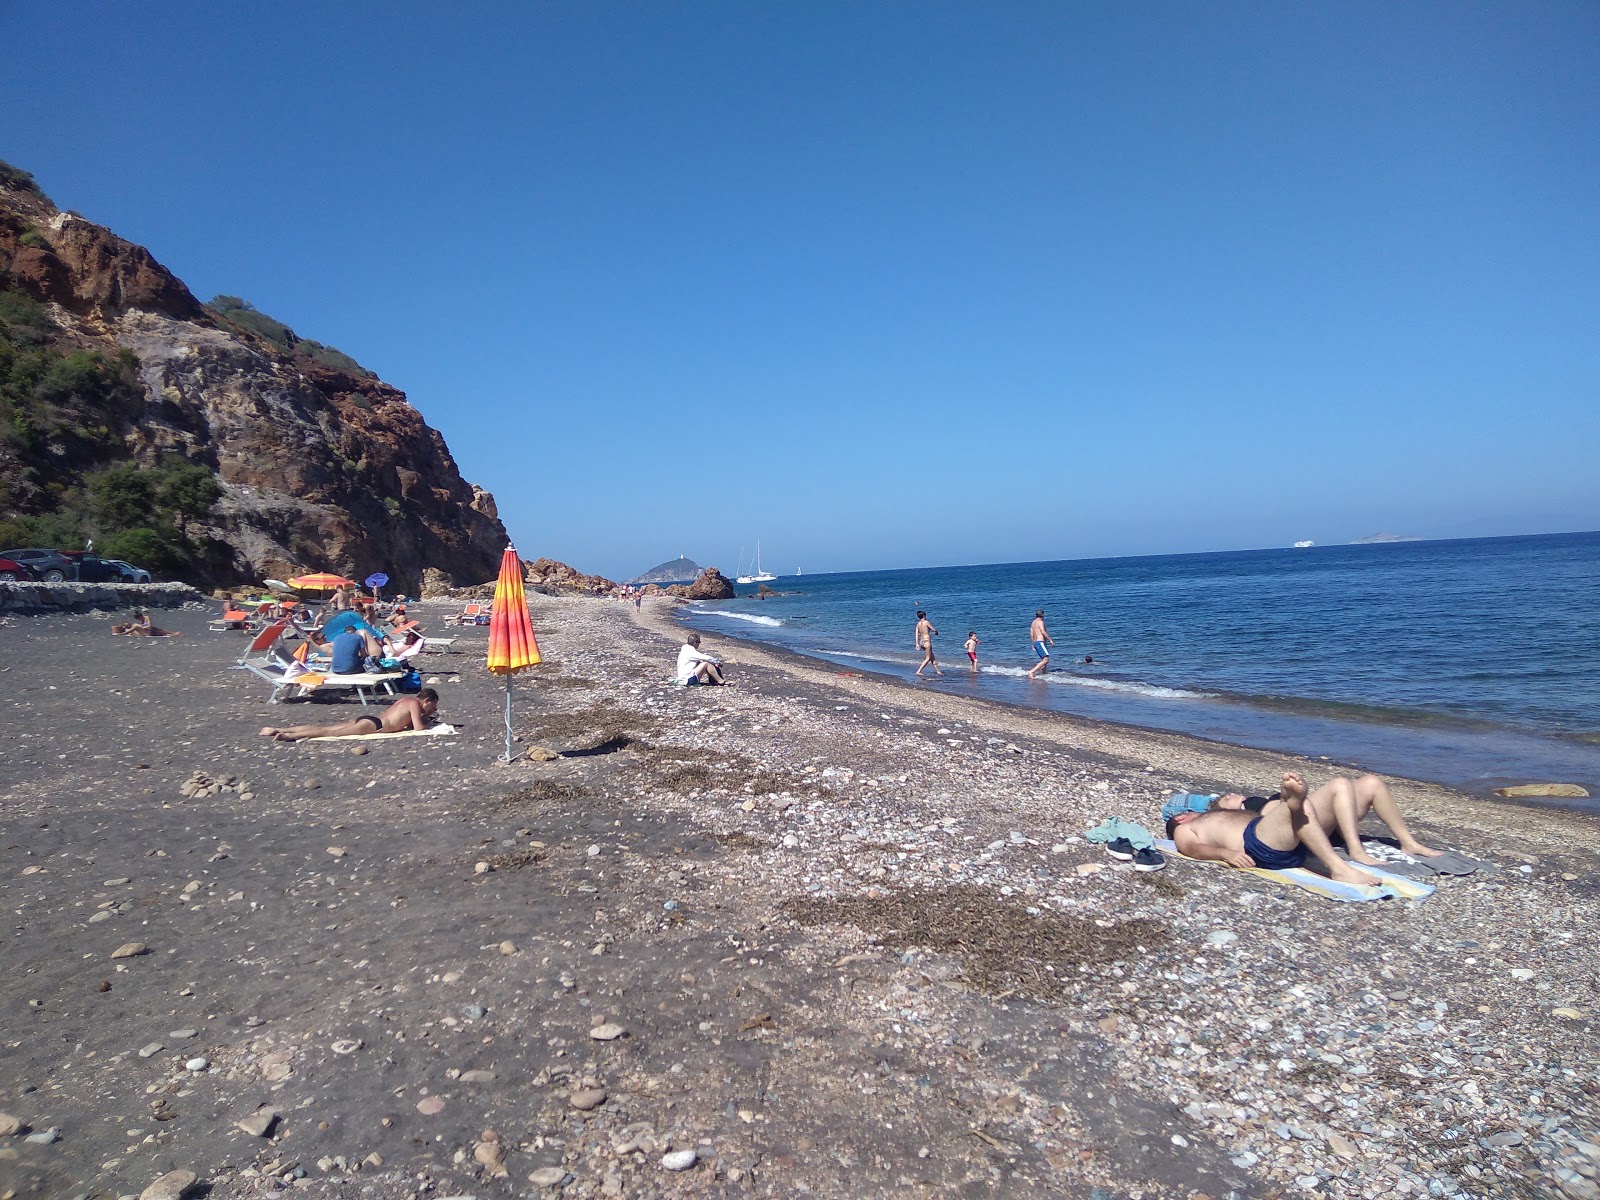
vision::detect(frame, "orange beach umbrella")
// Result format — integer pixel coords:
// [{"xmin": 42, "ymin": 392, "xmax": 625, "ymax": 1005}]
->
[
  {"xmin": 487, "ymin": 545, "xmax": 541, "ymax": 760},
  {"xmin": 287, "ymin": 572, "xmax": 356, "ymax": 591}
]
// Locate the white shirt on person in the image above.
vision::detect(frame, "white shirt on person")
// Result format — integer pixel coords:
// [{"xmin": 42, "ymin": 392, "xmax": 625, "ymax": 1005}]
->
[{"xmin": 676, "ymin": 643, "xmax": 719, "ymax": 684}]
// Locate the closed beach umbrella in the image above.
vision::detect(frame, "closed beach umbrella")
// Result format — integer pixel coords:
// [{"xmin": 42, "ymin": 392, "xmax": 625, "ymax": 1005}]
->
[
  {"xmin": 487, "ymin": 544, "xmax": 542, "ymax": 761},
  {"xmin": 288, "ymin": 572, "xmax": 356, "ymax": 592}
]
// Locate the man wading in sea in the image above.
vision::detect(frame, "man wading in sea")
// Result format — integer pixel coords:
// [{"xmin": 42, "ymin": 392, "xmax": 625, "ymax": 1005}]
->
[
  {"xmin": 914, "ymin": 610, "xmax": 941, "ymax": 677},
  {"xmin": 1027, "ymin": 609, "xmax": 1054, "ymax": 679}
]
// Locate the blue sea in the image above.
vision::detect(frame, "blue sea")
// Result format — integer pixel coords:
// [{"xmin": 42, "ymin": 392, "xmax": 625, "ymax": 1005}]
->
[{"xmin": 678, "ymin": 533, "xmax": 1600, "ymax": 802}]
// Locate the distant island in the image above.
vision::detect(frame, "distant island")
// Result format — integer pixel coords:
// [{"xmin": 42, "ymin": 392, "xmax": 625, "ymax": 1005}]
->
[
  {"xmin": 1350, "ymin": 532, "xmax": 1421, "ymax": 545},
  {"xmin": 627, "ymin": 555, "xmax": 703, "ymax": 585}
]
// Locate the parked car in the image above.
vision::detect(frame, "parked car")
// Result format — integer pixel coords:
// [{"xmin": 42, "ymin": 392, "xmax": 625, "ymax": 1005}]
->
[
  {"xmin": 0, "ymin": 555, "xmax": 36, "ymax": 582},
  {"xmin": 104, "ymin": 559, "xmax": 152, "ymax": 583},
  {"xmin": 0, "ymin": 548, "xmax": 75, "ymax": 582},
  {"xmin": 60, "ymin": 552, "xmax": 122, "ymax": 583}
]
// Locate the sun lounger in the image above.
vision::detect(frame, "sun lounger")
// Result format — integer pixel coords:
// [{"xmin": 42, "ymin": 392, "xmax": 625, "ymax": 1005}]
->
[
  {"xmin": 210, "ymin": 607, "xmax": 258, "ymax": 633},
  {"xmin": 446, "ymin": 603, "xmax": 490, "ymax": 626},
  {"xmin": 420, "ymin": 636, "xmax": 457, "ymax": 652},
  {"xmin": 283, "ymin": 671, "xmax": 404, "ymax": 706}
]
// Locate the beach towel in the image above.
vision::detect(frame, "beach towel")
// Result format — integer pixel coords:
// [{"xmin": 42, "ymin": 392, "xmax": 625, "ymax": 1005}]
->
[
  {"xmin": 306, "ymin": 725, "xmax": 460, "ymax": 743},
  {"xmin": 1157, "ymin": 838, "xmax": 1435, "ymax": 903}
]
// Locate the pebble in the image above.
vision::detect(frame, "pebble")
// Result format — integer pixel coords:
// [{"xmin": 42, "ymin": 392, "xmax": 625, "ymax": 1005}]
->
[
  {"xmin": 416, "ymin": 1096, "xmax": 447, "ymax": 1115},
  {"xmin": 589, "ymin": 1023, "xmax": 626, "ymax": 1041},
  {"xmin": 138, "ymin": 1043, "xmax": 164, "ymax": 1058},
  {"xmin": 331, "ymin": 1039, "xmax": 363, "ymax": 1055},
  {"xmin": 1486, "ymin": 1130, "xmax": 1524, "ymax": 1148},
  {"xmin": 110, "ymin": 942, "xmax": 149, "ymax": 959},
  {"xmin": 1206, "ymin": 930, "xmax": 1239, "ymax": 947},
  {"xmin": 0, "ymin": 1114, "xmax": 18, "ymax": 1136},
  {"xmin": 498, "ymin": 940, "xmax": 518, "ymax": 955},
  {"xmin": 569, "ymin": 1087, "xmax": 608, "ymax": 1111},
  {"xmin": 462, "ymin": 1004, "xmax": 487, "ymax": 1020},
  {"xmin": 24, "ymin": 1127, "xmax": 58, "ymax": 1144},
  {"xmin": 460, "ymin": 1070, "xmax": 497, "ymax": 1083},
  {"xmin": 661, "ymin": 1149, "xmax": 697, "ymax": 1171},
  {"xmin": 169, "ymin": 1029, "xmax": 197, "ymax": 1039},
  {"xmin": 528, "ymin": 1167, "xmax": 566, "ymax": 1187},
  {"xmin": 326, "ymin": 847, "xmax": 347, "ymax": 857},
  {"xmin": 236, "ymin": 1109, "xmax": 278, "ymax": 1137},
  {"xmin": 139, "ymin": 1170, "xmax": 198, "ymax": 1200},
  {"xmin": 185, "ymin": 1057, "xmax": 209, "ymax": 1071},
  {"xmin": 103, "ymin": 878, "xmax": 130, "ymax": 886},
  {"xmin": 1511, "ymin": 968, "xmax": 1535, "ymax": 980}
]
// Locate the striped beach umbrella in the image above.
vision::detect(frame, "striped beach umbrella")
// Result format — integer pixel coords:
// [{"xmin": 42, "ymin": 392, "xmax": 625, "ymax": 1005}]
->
[
  {"xmin": 487, "ymin": 544, "xmax": 542, "ymax": 761},
  {"xmin": 287, "ymin": 572, "xmax": 356, "ymax": 592}
]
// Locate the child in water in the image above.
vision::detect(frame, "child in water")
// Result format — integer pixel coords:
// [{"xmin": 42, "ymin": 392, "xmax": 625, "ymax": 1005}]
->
[{"xmin": 964, "ymin": 631, "xmax": 980, "ymax": 671}]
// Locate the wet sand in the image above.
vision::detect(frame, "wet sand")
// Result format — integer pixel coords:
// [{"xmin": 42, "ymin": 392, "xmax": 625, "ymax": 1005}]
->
[{"xmin": 0, "ymin": 598, "xmax": 1596, "ymax": 1200}]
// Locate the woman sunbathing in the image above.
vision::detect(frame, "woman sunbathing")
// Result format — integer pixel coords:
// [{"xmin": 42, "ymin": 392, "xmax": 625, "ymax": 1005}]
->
[{"xmin": 113, "ymin": 611, "xmax": 182, "ymax": 636}]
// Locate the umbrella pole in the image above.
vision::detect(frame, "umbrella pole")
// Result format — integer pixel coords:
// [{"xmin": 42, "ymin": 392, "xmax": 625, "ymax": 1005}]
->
[{"xmin": 503, "ymin": 676, "xmax": 515, "ymax": 763}]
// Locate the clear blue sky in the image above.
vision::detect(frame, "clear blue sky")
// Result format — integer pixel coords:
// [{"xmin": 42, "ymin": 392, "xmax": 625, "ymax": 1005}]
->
[{"xmin": 4, "ymin": 2, "xmax": 1597, "ymax": 579}]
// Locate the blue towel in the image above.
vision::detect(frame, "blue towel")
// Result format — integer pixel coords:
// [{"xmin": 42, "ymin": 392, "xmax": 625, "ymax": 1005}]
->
[
  {"xmin": 1084, "ymin": 817, "xmax": 1155, "ymax": 850},
  {"xmin": 1162, "ymin": 793, "xmax": 1219, "ymax": 823}
]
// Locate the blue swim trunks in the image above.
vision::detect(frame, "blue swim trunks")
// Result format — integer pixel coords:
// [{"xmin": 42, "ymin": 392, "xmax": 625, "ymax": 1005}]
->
[
  {"xmin": 1242, "ymin": 816, "xmax": 1308, "ymax": 871},
  {"xmin": 1033, "ymin": 640, "xmax": 1050, "ymax": 660}
]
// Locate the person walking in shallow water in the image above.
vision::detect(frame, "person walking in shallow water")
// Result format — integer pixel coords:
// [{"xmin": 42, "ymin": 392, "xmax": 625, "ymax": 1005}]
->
[
  {"xmin": 964, "ymin": 630, "xmax": 980, "ymax": 672},
  {"xmin": 1027, "ymin": 609, "xmax": 1053, "ymax": 679},
  {"xmin": 914, "ymin": 610, "xmax": 941, "ymax": 677}
]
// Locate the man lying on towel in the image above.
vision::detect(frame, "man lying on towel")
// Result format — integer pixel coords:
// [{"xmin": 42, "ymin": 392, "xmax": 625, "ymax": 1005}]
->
[
  {"xmin": 1166, "ymin": 771, "xmax": 1387, "ymax": 888},
  {"xmin": 260, "ymin": 689, "xmax": 438, "ymax": 742},
  {"xmin": 1208, "ymin": 772, "xmax": 1443, "ymax": 869}
]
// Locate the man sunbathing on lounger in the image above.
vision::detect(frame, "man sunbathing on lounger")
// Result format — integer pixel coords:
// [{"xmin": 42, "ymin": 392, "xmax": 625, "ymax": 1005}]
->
[
  {"xmin": 260, "ymin": 689, "xmax": 439, "ymax": 742},
  {"xmin": 1211, "ymin": 772, "xmax": 1442, "ymax": 868},
  {"xmin": 1166, "ymin": 771, "xmax": 1387, "ymax": 887}
]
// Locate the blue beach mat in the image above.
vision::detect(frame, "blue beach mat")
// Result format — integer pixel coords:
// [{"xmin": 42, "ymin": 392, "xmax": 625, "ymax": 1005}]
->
[{"xmin": 1156, "ymin": 839, "xmax": 1435, "ymax": 903}]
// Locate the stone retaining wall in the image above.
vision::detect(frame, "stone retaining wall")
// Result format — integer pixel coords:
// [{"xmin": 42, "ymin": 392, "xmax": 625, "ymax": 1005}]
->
[{"xmin": 0, "ymin": 581, "xmax": 206, "ymax": 613}]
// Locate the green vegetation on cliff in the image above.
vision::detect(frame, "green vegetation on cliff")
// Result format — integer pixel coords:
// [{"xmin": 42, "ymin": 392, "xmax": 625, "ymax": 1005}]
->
[
  {"xmin": 208, "ymin": 295, "xmax": 372, "ymax": 376},
  {"xmin": 0, "ymin": 289, "xmax": 220, "ymax": 570}
]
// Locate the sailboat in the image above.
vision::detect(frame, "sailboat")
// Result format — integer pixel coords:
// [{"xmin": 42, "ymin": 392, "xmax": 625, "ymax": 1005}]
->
[{"xmin": 736, "ymin": 541, "xmax": 777, "ymax": 584}]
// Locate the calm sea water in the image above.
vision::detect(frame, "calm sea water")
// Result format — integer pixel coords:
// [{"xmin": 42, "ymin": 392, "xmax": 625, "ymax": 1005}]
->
[{"xmin": 679, "ymin": 533, "xmax": 1600, "ymax": 801}]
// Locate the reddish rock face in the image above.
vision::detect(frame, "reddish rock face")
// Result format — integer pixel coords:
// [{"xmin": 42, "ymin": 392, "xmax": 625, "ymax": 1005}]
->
[
  {"xmin": 0, "ymin": 175, "xmax": 506, "ymax": 591},
  {"xmin": 523, "ymin": 557, "xmax": 617, "ymax": 594},
  {"xmin": 666, "ymin": 568, "xmax": 735, "ymax": 600}
]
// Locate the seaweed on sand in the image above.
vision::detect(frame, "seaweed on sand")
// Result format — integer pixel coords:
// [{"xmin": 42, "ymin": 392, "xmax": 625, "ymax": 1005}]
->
[
  {"xmin": 491, "ymin": 779, "xmax": 596, "ymax": 812},
  {"xmin": 521, "ymin": 703, "xmax": 660, "ymax": 742},
  {"xmin": 781, "ymin": 886, "xmax": 1169, "ymax": 1002}
]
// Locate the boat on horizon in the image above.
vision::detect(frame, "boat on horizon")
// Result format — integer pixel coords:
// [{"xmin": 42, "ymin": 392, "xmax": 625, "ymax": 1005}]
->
[
  {"xmin": 736, "ymin": 541, "xmax": 777, "ymax": 584},
  {"xmin": 1294, "ymin": 540, "xmax": 1315, "ymax": 549}
]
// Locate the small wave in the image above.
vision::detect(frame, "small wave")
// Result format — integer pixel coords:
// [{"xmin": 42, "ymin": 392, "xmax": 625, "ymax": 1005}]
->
[
  {"xmin": 978, "ymin": 664, "xmax": 1207, "ymax": 699},
  {"xmin": 690, "ymin": 608, "xmax": 784, "ymax": 627}
]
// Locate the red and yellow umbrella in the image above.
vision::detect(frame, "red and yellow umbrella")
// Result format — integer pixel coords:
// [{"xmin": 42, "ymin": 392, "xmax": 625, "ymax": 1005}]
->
[
  {"xmin": 487, "ymin": 545, "xmax": 541, "ymax": 760},
  {"xmin": 287, "ymin": 572, "xmax": 356, "ymax": 591}
]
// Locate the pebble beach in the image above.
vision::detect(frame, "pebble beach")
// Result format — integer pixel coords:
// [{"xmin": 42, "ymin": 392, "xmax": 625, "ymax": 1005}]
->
[{"xmin": 1, "ymin": 595, "xmax": 1597, "ymax": 1200}]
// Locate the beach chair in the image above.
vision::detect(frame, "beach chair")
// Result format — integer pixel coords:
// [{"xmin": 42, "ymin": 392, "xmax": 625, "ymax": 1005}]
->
[
  {"xmin": 281, "ymin": 670, "xmax": 404, "ymax": 706},
  {"xmin": 446, "ymin": 602, "xmax": 490, "ymax": 626},
  {"xmin": 209, "ymin": 606, "xmax": 259, "ymax": 633}
]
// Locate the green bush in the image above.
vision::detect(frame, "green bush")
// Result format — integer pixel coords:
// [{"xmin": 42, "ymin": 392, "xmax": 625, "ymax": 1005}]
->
[
  {"xmin": 18, "ymin": 228, "xmax": 52, "ymax": 251},
  {"xmin": 0, "ymin": 290, "xmax": 52, "ymax": 331},
  {"xmin": 0, "ymin": 158, "xmax": 48, "ymax": 200},
  {"xmin": 97, "ymin": 527, "xmax": 178, "ymax": 571},
  {"xmin": 207, "ymin": 294, "xmax": 372, "ymax": 376}
]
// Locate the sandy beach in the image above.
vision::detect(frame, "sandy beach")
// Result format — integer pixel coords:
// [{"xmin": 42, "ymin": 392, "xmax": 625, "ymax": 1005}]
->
[{"xmin": 1, "ymin": 596, "xmax": 1596, "ymax": 1200}]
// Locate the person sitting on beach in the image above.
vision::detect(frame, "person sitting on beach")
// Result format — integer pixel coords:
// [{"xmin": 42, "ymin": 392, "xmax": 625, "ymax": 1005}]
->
[
  {"xmin": 1166, "ymin": 771, "xmax": 1384, "ymax": 887},
  {"xmin": 1209, "ymin": 772, "xmax": 1443, "ymax": 868},
  {"xmin": 676, "ymin": 632, "xmax": 726, "ymax": 686},
  {"xmin": 112, "ymin": 610, "xmax": 182, "ymax": 637},
  {"xmin": 329, "ymin": 625, "xmax": 387, "ymax": 675},
  {"xmin": 260, "ymin": 689, "xmax": 439, "ymax": 741}
]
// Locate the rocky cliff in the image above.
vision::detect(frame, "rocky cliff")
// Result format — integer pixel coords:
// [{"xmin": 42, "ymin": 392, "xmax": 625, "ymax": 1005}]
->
[{"xmin": 0, "ymin": 164, "xmax": 505, "ymax": 590}]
